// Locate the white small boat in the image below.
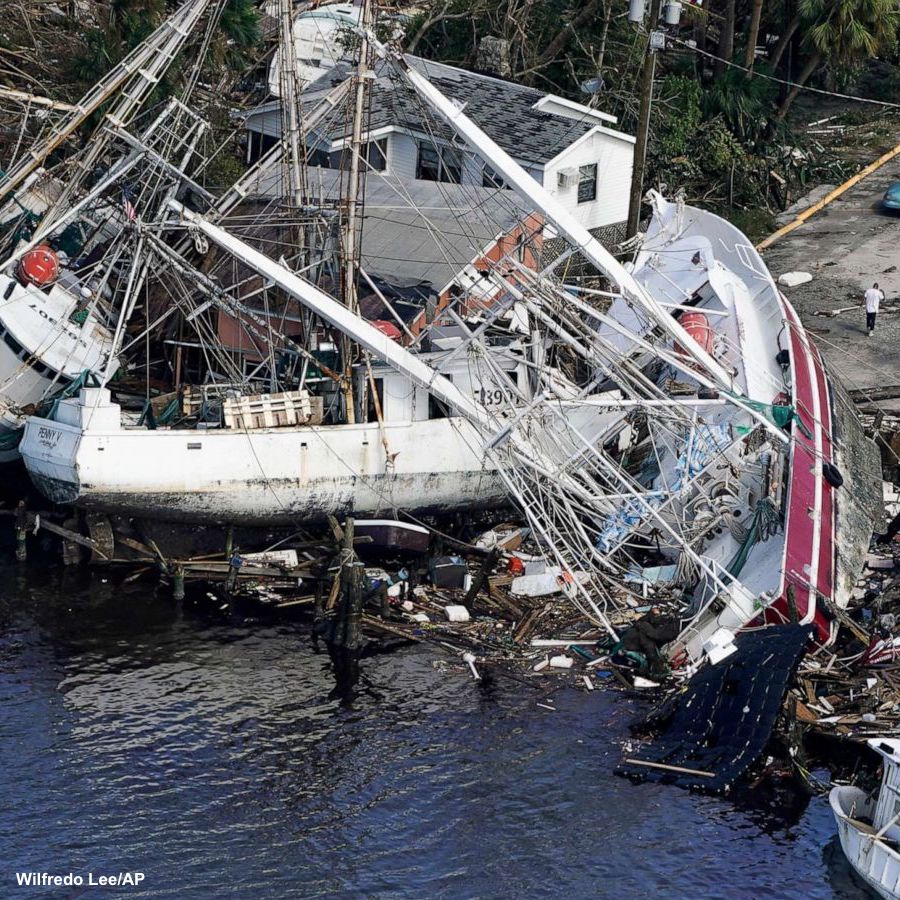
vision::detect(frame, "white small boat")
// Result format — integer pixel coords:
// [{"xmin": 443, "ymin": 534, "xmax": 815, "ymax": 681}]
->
[{"xmin": 831, "ymin": 738, "xmax": 900, "ymax": 898}]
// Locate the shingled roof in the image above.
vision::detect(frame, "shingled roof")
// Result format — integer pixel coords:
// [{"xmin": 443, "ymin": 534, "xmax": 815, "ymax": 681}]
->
[{"xmin": 302, "ymin": 56, "xmax": 603, "ymax": 166}]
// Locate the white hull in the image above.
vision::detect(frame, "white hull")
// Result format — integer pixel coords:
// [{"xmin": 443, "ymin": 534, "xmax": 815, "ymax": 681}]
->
[
  {"xmin": 831, "ymin": 785, "xmax": 900, "ymax": 899},
  {"xmin": 21, "ymin": 394, "xmax": 506, "ymax": 524},
  {"xmin": 0, "ymin": 272, "xmax": 114, "ymax": 462}
]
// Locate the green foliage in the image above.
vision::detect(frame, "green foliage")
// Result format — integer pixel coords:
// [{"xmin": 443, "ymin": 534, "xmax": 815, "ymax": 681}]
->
[
  {"xmin": 202, "ymin": 151, "xmax": 246, "ymax": 192},
  {"xmin": 654, "ymin": 75, "xmax": 703, "ymax": 160},
  {"xmin": 111, "ymin": 0, "xmax": 166, "ymax": 47},
  {"xmin": 800, "ymin": 0, "xmax": 900, "ymax": 67},
  {"xmin": 65, "ymin": 0, "xmax": 258, "ymax": 92},
  {"xmin": 219, "ymin": 0, "xmax": 260, "ymax": 51},
  {"xmin": 66, "ymin": 28, "xmax": 121, "ymax": 87},
  {"xmin": 702, "ymin": 67, "xmax": 779, "ymax": 145}
]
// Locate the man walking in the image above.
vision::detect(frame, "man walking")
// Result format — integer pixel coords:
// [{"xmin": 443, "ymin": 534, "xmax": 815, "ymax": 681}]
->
[{"xmin": 865, "ymin": 282, "xmax": 884, "ymax": 335}]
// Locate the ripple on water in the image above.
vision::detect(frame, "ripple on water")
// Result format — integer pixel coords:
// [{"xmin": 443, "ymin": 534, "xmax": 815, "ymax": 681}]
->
[{"xmin": 0, "ymin": 564, "xmax": 873, "ymax": 898}]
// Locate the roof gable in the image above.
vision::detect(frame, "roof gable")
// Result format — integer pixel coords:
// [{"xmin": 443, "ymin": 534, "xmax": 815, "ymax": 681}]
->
[{"xmin": 302, "ymin": 56, "xmax": 618, "ymax": 166}]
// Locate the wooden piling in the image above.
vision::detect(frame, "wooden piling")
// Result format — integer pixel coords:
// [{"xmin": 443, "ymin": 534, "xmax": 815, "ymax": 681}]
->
[
  {"xmin": 14, "ymin": 501, "xmax": 27, "ymax": 562},
  {"xmin": 172, "ymin": 563, "xmax": 186, "ymax": 601}
]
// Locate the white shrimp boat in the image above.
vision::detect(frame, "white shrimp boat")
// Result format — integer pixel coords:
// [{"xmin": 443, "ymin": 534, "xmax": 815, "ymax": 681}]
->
[
  {"xmin": 19, "ymin": 348, "xmax": 518, "ymax": 525},
  {"xmin": 831, "ymin": 739, "xmax": 900, "ymax": 898},
  {"xmin": 0, "ymin": 0, "xmax": 246, "ymax": 461},
  {"xmin": 0, "ymin": 262, "xmax": 114, "ymax": 461}
]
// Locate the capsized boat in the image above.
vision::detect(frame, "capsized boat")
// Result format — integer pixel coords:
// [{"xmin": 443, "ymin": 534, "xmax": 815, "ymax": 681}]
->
[
  {"xmin": 624, "ymin": 194, "xmax": 883, "ymax": 659},
  {"xmin": 831, "ymin": 739, "xmax": 900, "ymax": 898}
]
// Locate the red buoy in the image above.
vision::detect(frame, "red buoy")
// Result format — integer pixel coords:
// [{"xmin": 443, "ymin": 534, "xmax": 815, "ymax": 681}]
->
[
  {"xmin": 674, "ymin": 311, "xmax": 714, "ymax": 358},
  {"xmin": 17, "ymin": 245, "xmax": 59, "ymax": 287}
]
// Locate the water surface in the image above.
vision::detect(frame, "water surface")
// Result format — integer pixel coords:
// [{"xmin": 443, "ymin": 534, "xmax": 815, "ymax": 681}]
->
[{"xmin": 0, "ymin": 562, "xmax": 872, "ymax": 898}]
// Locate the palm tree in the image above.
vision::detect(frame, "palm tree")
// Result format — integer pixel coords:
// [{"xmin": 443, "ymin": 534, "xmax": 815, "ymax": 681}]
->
[{"xmin": 775, "ymin": 0, "xmax": 900, "ymax": 119}]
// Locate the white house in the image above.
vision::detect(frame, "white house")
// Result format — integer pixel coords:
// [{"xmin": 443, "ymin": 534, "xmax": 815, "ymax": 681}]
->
[{"xmin": 243, "ymin": 56, "xmax": 635, "ymax": 235}]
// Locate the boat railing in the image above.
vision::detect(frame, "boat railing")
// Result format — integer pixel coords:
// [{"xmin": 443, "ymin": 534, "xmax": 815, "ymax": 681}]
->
[{"xmin": 668, "ymin": 556, "xmax": 757, "ymax": 661}]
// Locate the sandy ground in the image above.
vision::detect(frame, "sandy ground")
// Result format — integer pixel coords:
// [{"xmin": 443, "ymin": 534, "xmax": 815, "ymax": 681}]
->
[{"xmin": 762, "ymin": 161, "xmax": 900, "ymax": 406}]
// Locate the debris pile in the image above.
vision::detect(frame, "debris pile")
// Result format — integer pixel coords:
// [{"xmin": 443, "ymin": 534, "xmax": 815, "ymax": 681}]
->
[{"xmin": 788, "ymin": 541, "xmax": 900, "ymax": 744}]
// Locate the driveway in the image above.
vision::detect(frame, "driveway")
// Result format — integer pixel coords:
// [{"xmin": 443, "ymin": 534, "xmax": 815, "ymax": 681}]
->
[{"xmin": 761, "ymin": 160, "xmax": 900, "ymax": 406}]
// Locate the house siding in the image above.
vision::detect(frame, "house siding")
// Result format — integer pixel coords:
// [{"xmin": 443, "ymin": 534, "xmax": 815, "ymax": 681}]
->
[
  {"xmin": 543, "ymin": 130, "xmax": 634, "ymax": 230},
  {"xmin": 387, "ymin": 133, "xmax": 418, "ymax": 179}
]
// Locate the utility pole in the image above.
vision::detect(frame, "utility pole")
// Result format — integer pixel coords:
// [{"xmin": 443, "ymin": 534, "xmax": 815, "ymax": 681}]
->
[
  {"xmin": 278, "ymin": 0, "xmax": 306, "ymax": 210},
  {"xmin": 626, "ymin": 0, "xmax": 662, "ymax": 240}
]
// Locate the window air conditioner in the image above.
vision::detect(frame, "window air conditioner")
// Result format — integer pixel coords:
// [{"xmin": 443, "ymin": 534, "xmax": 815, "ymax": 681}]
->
[{"xmin": 557, "ymin": 168, "xmax": 576, "ymax": 189}]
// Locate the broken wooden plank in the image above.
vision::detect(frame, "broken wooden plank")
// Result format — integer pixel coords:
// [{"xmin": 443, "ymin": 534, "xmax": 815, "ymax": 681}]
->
[
  {"xmin": 31, "ymin": 517, "xmax": 109, "ymax": 560},
  {"xmin": 623, "ymin": 759, "xmax": 716, "ymax": 778}
]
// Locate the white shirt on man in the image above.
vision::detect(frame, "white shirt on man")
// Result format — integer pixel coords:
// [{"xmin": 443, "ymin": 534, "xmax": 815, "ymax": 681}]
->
[{"xmin": 865, "ymin": 287, "xmax": 884, "ymax": 313}]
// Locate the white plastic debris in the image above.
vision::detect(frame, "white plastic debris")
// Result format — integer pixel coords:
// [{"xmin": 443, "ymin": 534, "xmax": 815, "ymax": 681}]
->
[
  {"xmin": 411, "ymin": 612, "xmax": 430, "ymax": 624},
  {"xmin": 777, "ymin": 271, "xmax": 813, "ymax": 287},
  {"xmin": 549, "ymin": 655, "xmax": 574, "ymax": 669},
  {"xmin": 582, "ymin": 675, "xmax": 595, "ymax": 691},
  {"xmin": 401, "ymin": 600, "xmax": 414, "ymax": 612},
  {"xmin": 867, "ymin": 677, "xmax": 879, "ymax": 690},
  {"xmin": 242, "ymin": 549, "xmax": 299, "ymax": 568},
  {"xmin": 462, "ymin": 651, "xmax": 481, "ymax": 680},
  {"xmin": 444, "ymin": 605, "xmax": 470, "ymax": 623},
  {"xmin": 511, "ymin": 568, "xmax": 590, "ymax": 597},
  {"xmin": 702, "ymin": 627, "xmax": 738, "ymax": 665},
  {"xmin": 387, "ymin": 583, "xmax": 404, "ymax": 597},
  {"xmin": 633, "ymin": 676, "xmax": 660, "ymax": 688},
  {"xmin": 533, "ymin": 658, "xmax": 549, "ymax": 672}
]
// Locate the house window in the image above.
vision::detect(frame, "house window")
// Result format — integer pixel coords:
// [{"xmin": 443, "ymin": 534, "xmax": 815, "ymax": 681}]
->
[
  {"xmin": 308, "ymin": 147, "xmax": 330, "ymax": 168},
  {"xmin": 482, "ymin": 165, "xmax": 505, "ymax": 189},
  {"xmin": 367, "ymin": 138, "xmax": 387, "ymax": 171},
  {"xmin": 416, "ymin": 142, "xmax": 462, "ymax": 184},
  {"xmin": 577, "ymin": 164, "xmax": 597, "ymax": 203}
]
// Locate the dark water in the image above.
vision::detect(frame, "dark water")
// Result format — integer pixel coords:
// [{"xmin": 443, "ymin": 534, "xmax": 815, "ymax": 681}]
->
[{"xmin": 0, "ymin": 562, "xmax": 874, "ymax": 899}]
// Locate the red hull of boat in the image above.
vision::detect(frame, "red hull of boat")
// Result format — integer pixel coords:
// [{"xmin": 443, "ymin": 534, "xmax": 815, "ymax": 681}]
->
[{"xmin": 763, "ymin": 297, "xmax": 836, "ymax": 642}]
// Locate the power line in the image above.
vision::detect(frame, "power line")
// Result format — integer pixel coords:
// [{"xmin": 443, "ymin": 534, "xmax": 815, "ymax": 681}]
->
[{"xmin": 672, "ymin": 37, "xmax": 900, "ymax": 111}]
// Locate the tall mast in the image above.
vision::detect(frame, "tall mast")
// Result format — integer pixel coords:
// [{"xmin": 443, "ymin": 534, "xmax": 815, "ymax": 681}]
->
[
  {"xmin": 343, "ymin": 0, "xmax": 374, "ymax": 315},
  {"xmin": 339, "ymin": 0, "xmax": 375, "ymax": 424}
]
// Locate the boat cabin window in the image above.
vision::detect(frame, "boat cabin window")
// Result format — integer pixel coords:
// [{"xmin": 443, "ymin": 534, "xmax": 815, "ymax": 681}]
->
[
  {"xmin": 417, "ymin": 143, "xmax": 462, "ymax": 184},
  {"xmin": 366, "ymin": 377, "xmax": 384, "ymax": 423},
  {"xmin": 428, "ymin": 375, "xmax": 453, "ymax": 420},
  {"xmin": 308, "ymin": 147, "xmax": 330, "ymax": 168},
  {"xmin": 0, "ymin": 324, "xmax": 55, "ymax": 377},
  {"xmin": 578, "ymin": 164, "xmax": 597, "ymax": 204}
]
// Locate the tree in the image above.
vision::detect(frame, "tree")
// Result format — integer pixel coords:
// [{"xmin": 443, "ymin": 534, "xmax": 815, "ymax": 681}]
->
[
  {"xmin": 743, "ymin": 0, "xmax": 765, "ymax": 73},
  {"xmin": 715, "ymin": 0, "xmax": 737, "ymax": 77},
  {"xmin": 776, "ymin": 0, "xmax": 900, "ymax": 119},
  {"xmin": 767, "ymin": 12, "xmax": 801, "ymax": 73}
]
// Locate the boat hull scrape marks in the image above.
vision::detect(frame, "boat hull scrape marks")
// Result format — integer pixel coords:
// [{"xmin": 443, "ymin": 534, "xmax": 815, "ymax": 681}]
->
[
  {"xmin": 20, "ymin": 391, "xmax": 506, "ymax": 525},
  {"xmin": 616, "ymin": 625, "xmax": 811, "ymax": 793}
]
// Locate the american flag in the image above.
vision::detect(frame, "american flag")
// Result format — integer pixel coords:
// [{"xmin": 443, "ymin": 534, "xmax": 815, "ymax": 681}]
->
[{"xmin": 122, "ymin": 187, "xmax": 138, "ymax": 223}]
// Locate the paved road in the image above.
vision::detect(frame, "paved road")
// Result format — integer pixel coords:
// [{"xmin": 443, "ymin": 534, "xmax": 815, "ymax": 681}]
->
[{"xmin": 762, "ymin": 160, "xmax": 900, "ymax": 405}]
